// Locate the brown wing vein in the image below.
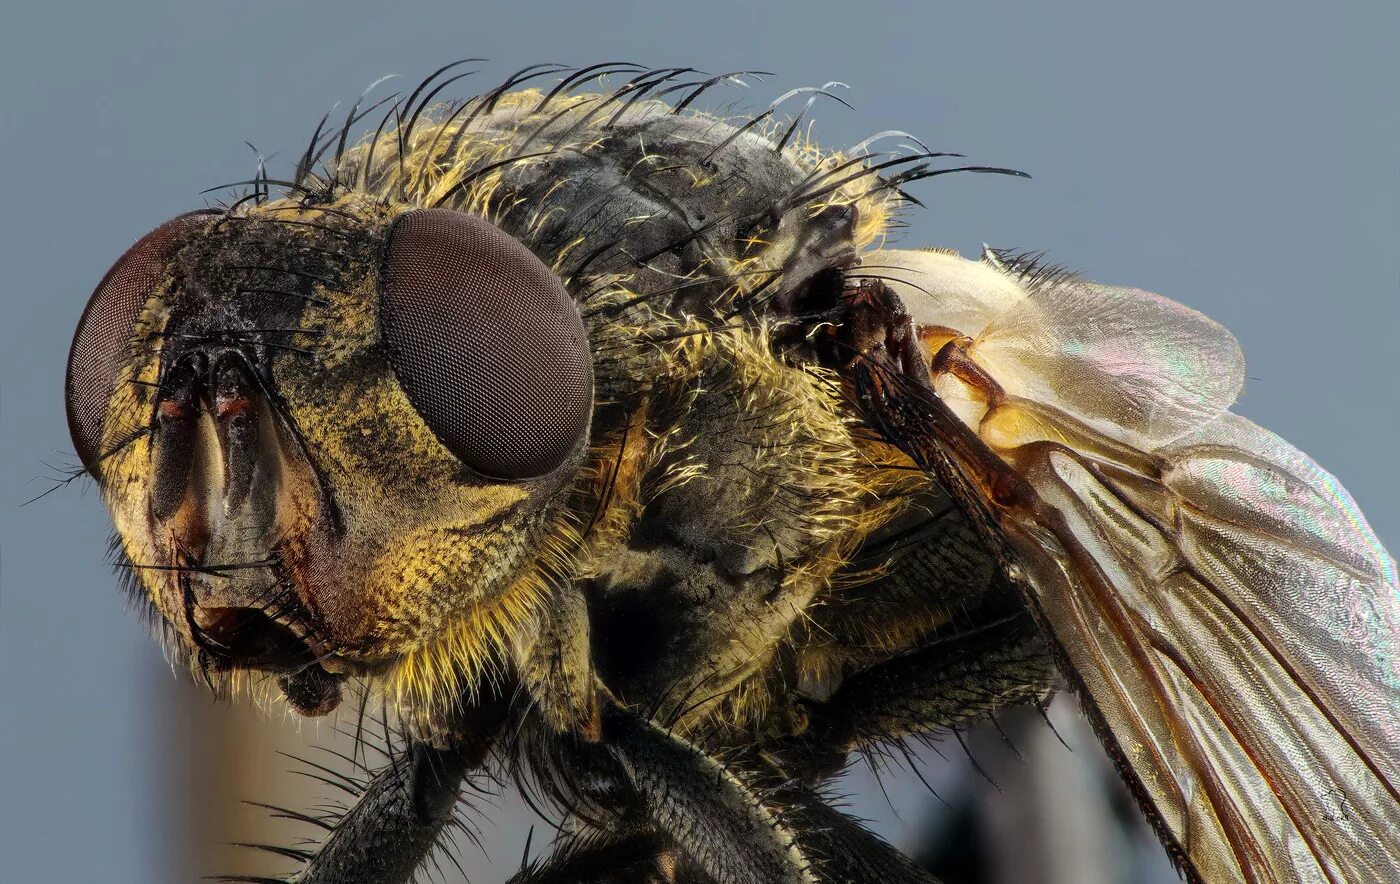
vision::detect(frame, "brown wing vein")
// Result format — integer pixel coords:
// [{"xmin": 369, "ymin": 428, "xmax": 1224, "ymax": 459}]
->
[
  {"xmin": 1146, "ymin": 635, "xmax": 1339, "ymax": 883},
  {"xmin": 846, "ymin": 363, "xmax": 1226, "ymax": 877},
  {"xmin": 1027, "ymin": 509, "xmax": 1271, "ymax": 882},
  {"xmin": 1072, "ymin": 446, "xmax": 1400, "ymax": 810}
]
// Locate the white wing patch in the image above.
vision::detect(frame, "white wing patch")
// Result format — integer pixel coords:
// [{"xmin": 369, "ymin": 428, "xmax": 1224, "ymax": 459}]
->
[
  {"xmin": 871, "ymin": 247, "xmax": 1400, "ymax": 882},
  {"xmin": 864, "ymin": 248, "xmax": 1027, "ymax": 338},
  {"xmin": 975, "ymin": 282, "xmax": 1245, "ymax": 448}
]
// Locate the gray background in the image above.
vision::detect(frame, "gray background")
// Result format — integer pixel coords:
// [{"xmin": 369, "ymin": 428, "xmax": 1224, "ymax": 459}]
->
[{"xmin": 2, "ymin": 1, "xmax": 1396, "ymax": 882}]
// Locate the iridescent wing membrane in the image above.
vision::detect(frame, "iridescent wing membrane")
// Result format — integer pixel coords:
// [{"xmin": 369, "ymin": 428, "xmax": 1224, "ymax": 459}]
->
[{"xmin": 849, "ymin": 248, "xmax": 1400, "ymax": 882}]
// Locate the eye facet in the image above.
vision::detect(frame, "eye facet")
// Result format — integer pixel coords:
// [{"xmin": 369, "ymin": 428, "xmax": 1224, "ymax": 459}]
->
[
  {"xmin": 66, "ymin": 212, "xmax": 215, "ymax": 474},
  {"xmin": 378, "ymin": 208, "xmax": 592, "ymax": 480}
]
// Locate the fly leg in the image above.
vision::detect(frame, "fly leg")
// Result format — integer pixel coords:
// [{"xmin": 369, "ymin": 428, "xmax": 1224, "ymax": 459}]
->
[
  {"xmin": 503, "ymin": 699, "xmax": 812, "ymax": 884},
  {"xmin": 231, "ymin": 685, "xmax": 510, "ymax": 884},
  {"xmin": 594, "ymin": 700, "xmax": 813, "ymax": 884},
  {"xmin": 515, "ymin": 701, "xmax": 936, "ymax": 884},
  {"xmin": 503, "ymin": 830, "xmax": 673, "ymax": 883},
  {"xmin": 506, "ymin": 785, "xmax": 945, "ymax": 884},
  {"xmin": 770, "ymin": 605, "xmax": 1057, "ymax": 784},
  {"xmin": 775, "ymin": 783, "xmax": 943, "ymax": 884},
  {"xmin": 516, "ymin": 697, "xmax": 816, "ymax": 883},
  {"xmin": 287, "ymin": 739, "xmax": 481, "ymax": 884}
]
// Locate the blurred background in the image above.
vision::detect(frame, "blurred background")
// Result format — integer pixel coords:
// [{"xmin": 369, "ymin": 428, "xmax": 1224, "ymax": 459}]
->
[{"xmin": 2, "ymin": 2, "xmax": 1396, "ymax": 882}]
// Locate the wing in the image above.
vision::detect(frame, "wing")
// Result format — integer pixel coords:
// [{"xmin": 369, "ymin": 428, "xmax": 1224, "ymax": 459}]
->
[{"xmin": 852, "ymin": 248, "xmax": 1400, "ymax": 883}]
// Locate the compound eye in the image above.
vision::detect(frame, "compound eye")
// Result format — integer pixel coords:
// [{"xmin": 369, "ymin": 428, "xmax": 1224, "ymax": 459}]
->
[
  {"xmin": 66, "ymin": 212, "xmax": 215, "ymax": 474},
  {"xmin": 378, "ymin": 208, "xmax": 592, "ymax": 480}
]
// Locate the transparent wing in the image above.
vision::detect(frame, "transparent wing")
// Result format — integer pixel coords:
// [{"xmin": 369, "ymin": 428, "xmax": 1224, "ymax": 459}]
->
[
  {"xmin": 973, "ymin": 278, "xmax": 1245, "ymax": 447},
  {"xmin": 863, "ymin": 249, "xmax": 1400, "ymax": 882},
  {"xmin": 1009, "ymin": 419, "xmax": 1400, "ymax": 882}
]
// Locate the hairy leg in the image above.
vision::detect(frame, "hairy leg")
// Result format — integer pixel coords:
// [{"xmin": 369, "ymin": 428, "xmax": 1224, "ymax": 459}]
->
[
  {"xmin": 220, "ymin": 686, "xmax": 507, "ymax": 884},
  {"xmin": 597, "ymin": 701, "xmax": 811, "ymax": 884},
  {"xmin": 779, "ymin": 784, "xmax": 943, "ymax": 884},
  {"xmin": 506, "ymin": 787, "xmax": 945, "ymax": 884},
  {"xmin": 505, "ymin": 830, "xmax": 673, "ymax": 884},
  {"xmin": 775, "ymin": 606, "xmax": 1057, "ymax": 784},
  {"xmin": 287, "ymin": 740, "xmax": 480, "ymax": 884}
]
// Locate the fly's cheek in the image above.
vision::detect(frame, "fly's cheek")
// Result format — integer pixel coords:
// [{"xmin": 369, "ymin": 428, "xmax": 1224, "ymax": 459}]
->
[
  {"xmin": 66, "ymin": 212, "xmax": 219, "ymax": 475},
  {"xmin": 377, "ymin": 208, "xmax": 593, "ymax": 480}
]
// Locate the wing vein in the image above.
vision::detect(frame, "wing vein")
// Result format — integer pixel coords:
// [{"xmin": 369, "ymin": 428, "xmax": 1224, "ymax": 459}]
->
[
  {"xmin": 1043, "ymin": 514, "xmax": 1267, "ymax": 882},
  {"xmin": 1067, "ymin": 448, "xmax": 1400, "ymax": 810},
  {"xmin": 1148, "ymin": 636, "xmax": 1339, "ymax": 884}
]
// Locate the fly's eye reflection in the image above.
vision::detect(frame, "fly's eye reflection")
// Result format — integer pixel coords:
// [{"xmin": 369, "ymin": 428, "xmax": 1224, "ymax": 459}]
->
[
  {"xmin": 379, "ymin": 208, "xmax": 592, "ymax": 480},
  {"xmin": 65, "ymin": 211, "xmax": 216, "ymax": 473}
]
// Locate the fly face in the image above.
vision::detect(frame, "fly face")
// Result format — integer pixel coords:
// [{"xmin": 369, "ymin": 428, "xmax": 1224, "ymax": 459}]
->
[{"xmin": 66, "ymin": 199, "xmax": 593, "ymax": 713}]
